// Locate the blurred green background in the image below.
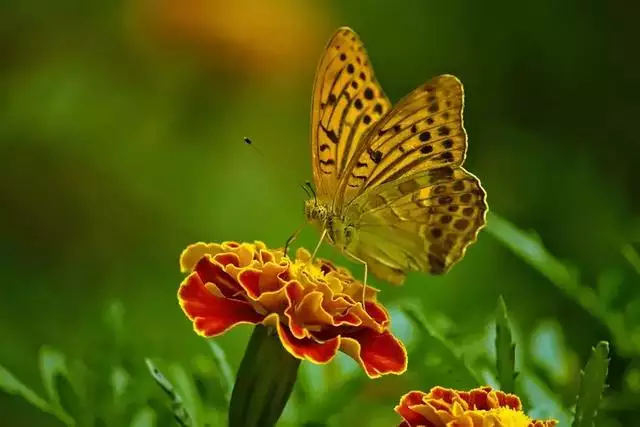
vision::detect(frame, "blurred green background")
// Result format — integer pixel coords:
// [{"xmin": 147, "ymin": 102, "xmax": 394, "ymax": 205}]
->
[{"xmin": 1, "ymin": 0, "xmax": 639, "ymax": 426}]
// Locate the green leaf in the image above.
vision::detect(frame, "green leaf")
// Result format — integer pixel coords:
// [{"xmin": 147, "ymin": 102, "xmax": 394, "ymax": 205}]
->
[
  {"xmin": 111, "ymin": 366, "xmax": 130, "ymax": 399},
  {"xmin": 486, "ymin": 211, "xmax": 578, "ymax": 291},
  {"xmin": 517, "ymin": 366, "xmax": 574, "ymax": 425},
  {"xmin": 229, "ymin": 324, "xmax": 301, "ymax": 427},
  {"xmin": 571, "ymin": 341, "xmax": 610, "ymax": 427},
  {"xmin": 207, "ymin": 339, "xmax": 234, "ymax": 401},
  {"xmin": 596, "ymin": 268, "xmax": 622, "ymax": 307},
  {"xmin": 192, "ymin": 354, "xmax": 230, "ymax": 414},
  {"xmin": 168, "ymin": 363, "xmax": 206, "ymax": 427},
  {"xmin": 129, "ymin": 406, "xmax": 156, "ymax": 427},
  {"xmin": 145, "ymin": 359, "xmax": 191, "ymax": 427},
  {"xmin": 621, "ymin": 244, "xmax": 640, "ymax": 277},
  {"xmin": 486, "ymin": 212, "xmax": 640, "ymax": 355},
  {"xmin": 39, "ymin": 346, "xmax": 80, "ymax": 424},
  {"xmin": 401, "ymin": 303, "xmax": 482, "ymax": 387},
  {"xmin": 495, "ymin": 296, "xmax": 517, "ymax": 393},
  {"xmin": 0, "ymin": 362, "xmax": 74, "ymax": 425},
  {"xmin": 103, "ymin": 299, "xmax": 125, "ymax": 341},
  {"xmin": 110, "ymin": 365, "xmax": 132, "ymax": 414}
]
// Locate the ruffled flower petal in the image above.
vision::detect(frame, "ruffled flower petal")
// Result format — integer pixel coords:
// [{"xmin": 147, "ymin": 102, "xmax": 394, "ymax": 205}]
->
[
  {"xmin": 395, "ymin": 391, "xmax": 429, "ymax": 426},
  {"xmin": 179, "ymin": 273, "xmax": 265, "ymax": 336},
  {"xmin": 177, "ymin": 241, "xmax": 407, "ymax": 378},
  {"xmin": 275, "ymin": 318, "xmax": 341, "ymax": 364},
  {"xmin": 341, "ymin": 330, "xmax": 408, "ymax": 378},
  {"xmin": 394, "ymin": 386, "xmax": 558, "ymax": 427}
]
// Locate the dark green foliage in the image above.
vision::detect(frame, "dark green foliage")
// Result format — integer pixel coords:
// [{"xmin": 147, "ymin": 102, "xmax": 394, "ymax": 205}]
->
[
  {"xmin": 495, "ymin": 296, "xmax": 517, "ymax": 394},
  {"xmin": 402, "ymin": 303, "xmax": 482, "ymax": 389}
]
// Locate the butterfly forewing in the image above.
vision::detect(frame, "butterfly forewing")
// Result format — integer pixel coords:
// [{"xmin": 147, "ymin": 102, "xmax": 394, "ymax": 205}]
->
[
  {"xmin": 353, "ymin": 166, "xmax": 487, "ymax": 277},
  {"xmin": 311, "ymin": 27, "xmax": 392, "ymax": 201},
  {"xmin": 307, "ymin": 27, "xmax": 488, "ymax": 286},
  {"xmin": 338, "ymin": 75, "xmax": 467, "ymax": 205}
]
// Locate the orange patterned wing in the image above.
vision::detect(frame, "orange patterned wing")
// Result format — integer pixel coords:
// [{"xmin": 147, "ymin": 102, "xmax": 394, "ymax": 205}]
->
[
  {"xmin": 338, "ymin": 75, "xmax": 468, "ymax": 204},
  {"xmin": 310, "ymin": 27, "xmax": 392, "ymax": 203}
]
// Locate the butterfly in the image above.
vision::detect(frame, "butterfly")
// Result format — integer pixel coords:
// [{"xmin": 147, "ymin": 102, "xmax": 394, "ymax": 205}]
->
[{"xmin": 303, "ymin": 27, "xmax": 488, "ymax": 287}]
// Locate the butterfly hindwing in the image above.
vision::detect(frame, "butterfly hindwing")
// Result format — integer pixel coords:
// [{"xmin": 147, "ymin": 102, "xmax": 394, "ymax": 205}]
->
[
  {"xmin": 307, "ymin": 27, "xmax": 487, "ymax": 286},
  {"xmin": 351, "ymin": 166, "xmax": 487, "ymax": 280},
  {"xmin": 338, "ymin": 74, "xmax": 467, "ymax": 204},
  {"xmin": 311, "ymin": 27, "xmax": 392, "ymax": 200}
]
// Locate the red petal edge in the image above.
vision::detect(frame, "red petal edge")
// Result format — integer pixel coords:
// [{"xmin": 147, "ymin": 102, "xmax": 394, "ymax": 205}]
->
[
  {"xmin": 394, "ymin": 391, "xmax": 429, "ymax": 427},
  {"xmin": 364, "ymin": 301, "xmax": 389, "ymax": 325},
  {"xmin": 178, "ymin": 273, "xmax": 264, "ymax": 336},
  {"xmin": 194, "ymin": 257, "xmax": 242, "ymax": 298},
  {"xmin": 275, "ymin": 321, "xmax": 340, "ymax": 364},
  {"xmin": 344, "ymin": 329, "xmax": 407, "ymax": 378}
]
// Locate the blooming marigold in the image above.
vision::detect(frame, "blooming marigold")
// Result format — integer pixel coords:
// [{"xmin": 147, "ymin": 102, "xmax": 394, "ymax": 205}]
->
[
  {"xmin": 178, "ymin": 241, "xmax": 407, "ymax": 378},
  {"xmin": 395, "ymin": 386, "xmax": 558, "ymax": 427}
]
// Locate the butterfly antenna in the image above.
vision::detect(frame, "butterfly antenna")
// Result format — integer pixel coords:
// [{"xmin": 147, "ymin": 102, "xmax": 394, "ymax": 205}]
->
[
  {"xmin": 305, "ymin": 181, "xmax": 317, "ymax": 203},
  {"xmin": 242, "ymin": 136, "xmax": 313, "ymax": 259},
  {"xmin": 243, "ymin": 136, "xmax": 265, "ymax": 157},
  {"xmin": 301, "ymin": 183, "xmax": 311, "ymax": 198}
]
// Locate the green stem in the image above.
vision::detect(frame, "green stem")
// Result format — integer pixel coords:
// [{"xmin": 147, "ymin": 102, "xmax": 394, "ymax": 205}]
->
[{"xmin": 228, "ymin": 325, "xmax": 301, "ymax": 427}]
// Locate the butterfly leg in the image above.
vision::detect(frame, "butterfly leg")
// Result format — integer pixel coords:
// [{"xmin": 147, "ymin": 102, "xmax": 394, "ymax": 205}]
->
[
  {"xmin": 310, "ymin": 229, "xmax": 327, "ymax": 260},
  {"xmin": 344, "ymin": 250, "xmax": 368, "ymax": 305}
]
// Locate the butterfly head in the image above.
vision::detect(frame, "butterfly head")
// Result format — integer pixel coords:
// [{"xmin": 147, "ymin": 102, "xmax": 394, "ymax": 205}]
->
[
  {"xmin": 304, "ymin": 199, "xmax": 329, "ymax": 227},
  {"xmin": 304, "ymin": 199, "xmax": 358, "ymax": 249},
  {"xmin": 302, "ymin": 181, "xmax": 328, "ymax": 227}
]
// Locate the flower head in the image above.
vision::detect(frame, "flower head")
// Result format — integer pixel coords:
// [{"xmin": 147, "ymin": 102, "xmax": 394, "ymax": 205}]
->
[
  {"xmin": 395, "ymin": 386, "xmax": 558, "ymax": 427},
  {"xmin": 178, "ymin": 241, "xmax": 407, "ymax": 378}
]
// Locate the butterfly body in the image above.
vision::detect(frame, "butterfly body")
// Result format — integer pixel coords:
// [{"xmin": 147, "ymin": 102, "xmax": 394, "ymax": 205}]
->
[
  {"xmin": 305, "ymin": 27, "xmax": 488, "ymax": 286},
  {"xmin": 304, "ymin": 199, "xmax": 359, "ymax": 251}
]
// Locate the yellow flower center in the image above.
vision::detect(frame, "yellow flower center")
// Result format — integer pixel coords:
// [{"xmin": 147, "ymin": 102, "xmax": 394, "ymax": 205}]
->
[
  {"xmin": 291, "ymin": 258, "xmax": 324, "ymax": 282},
  {"xmin": 483, "ymin": 407, "xmax": 533, "ymax": 426}
]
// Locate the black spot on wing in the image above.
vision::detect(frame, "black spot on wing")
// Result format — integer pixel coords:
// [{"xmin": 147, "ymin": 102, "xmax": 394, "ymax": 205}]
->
[
  {"xmin": 368, "ymin": 149, "xmax": 383, "ymax": 164},
  {"xmin": 319, "ymin": 124, "xmax": 340, "ymax": 144}
]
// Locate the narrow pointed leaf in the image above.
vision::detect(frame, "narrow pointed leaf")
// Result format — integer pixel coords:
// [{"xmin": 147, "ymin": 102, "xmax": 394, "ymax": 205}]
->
[
  {"xmin": 0, "ymin": 362, "xmax": 74, "ymax": 425},
  {"xmin": 207, "ymin": 339, "xmax": 234, "ymax": 401},
  {"xmin": 168, "ymin": 363, "xmax": 205, "ymax": 427},
  {"xmin": 39, "ymin": 346, "xmax": 79, "ymax": 423},
  {"xmin": 571, "ymin": 341, "xmax": 610, "ymax": 427},
  {"xmin": 495, "ymin": 296, "xmax": 517, "ymax": 393},
  {"xmin": 486, "ymin": 212, "xmax": 639, "ymax": 355},
  {"xmin": 401, "ymin": 303, "xmax": 482, "ymax": 387},
  {"xmin": 621, "ymin": 244, "xmax": 640, "ymax": 277},
  {"xmin": 145, "ymin": 359, "xmax": 191, "ymax": 427}
]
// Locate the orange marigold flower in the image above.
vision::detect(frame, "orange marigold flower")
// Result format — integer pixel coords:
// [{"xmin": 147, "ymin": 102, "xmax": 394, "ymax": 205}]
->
[
  {"xmin": 395, "ymin": 386, "xmax": 558, "ymax": 427},
  {"xmin": 178, "ymin": 241, "xmax": 407, "ymax": 378}
]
